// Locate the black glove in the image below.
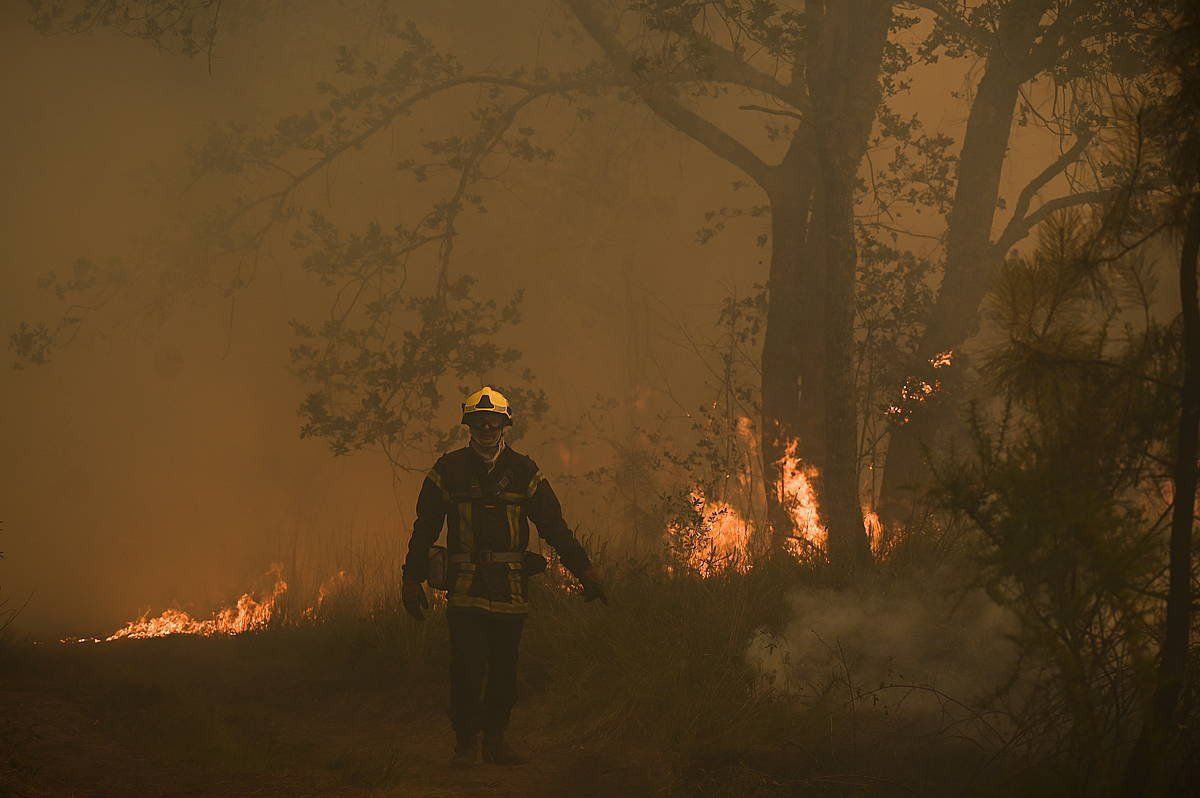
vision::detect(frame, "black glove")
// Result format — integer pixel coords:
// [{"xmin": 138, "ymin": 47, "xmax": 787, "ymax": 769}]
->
[
  {"xmin": 579, "ymin": 567, "xmax": 608, "ymax": 605},
  {"xmin": 402, "ymin": 580, "xmax": 429, "ymax": 620}
]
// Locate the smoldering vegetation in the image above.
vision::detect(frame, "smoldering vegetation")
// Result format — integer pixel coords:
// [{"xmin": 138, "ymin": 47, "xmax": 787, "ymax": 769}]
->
[{"xmin": 4, "ymin": 1, "xmax": 1200, "ymax": 796}]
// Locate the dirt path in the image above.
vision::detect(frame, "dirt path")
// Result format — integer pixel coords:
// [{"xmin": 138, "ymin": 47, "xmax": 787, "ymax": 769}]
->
[{"xmin": 0, "ymin": 642, "xmax": 656, "ymax": 798}]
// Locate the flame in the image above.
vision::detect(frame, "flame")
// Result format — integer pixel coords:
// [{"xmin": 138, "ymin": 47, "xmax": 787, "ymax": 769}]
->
[
  {"xmin": 887, "ymin": 350, "xmax": 954, "ymax": 425},
  {"xmin": 695, "ymin": 495, "xmax": 752, "ymax": 577},
  {"xmin": 64, "ymin": 564, "xmax": 360, "ymax": 644},
  {"xmin": 303, "ymin": 569, "xmax": 350, "ymax": 620},
  {"xmin": 672, "ymin": 490, "xmax": 753, "ymax": 577},
  {"xmin": 778, "ymin": 440, "xmax": 828, "ymax": 553},
  {"xmin": 863, "ymin": 508, "xmax": 884, "ymax": 554},
  {"xmin": 103, "ymin": 566, "xmax": 287, "ymax": 641},
  {"xmin": 887, "ymin": 377, "xmax": 942, "ymax": 424},
  {"xmin": 660, "ymin": 429, "xmax": 893, "ymax": 573}
]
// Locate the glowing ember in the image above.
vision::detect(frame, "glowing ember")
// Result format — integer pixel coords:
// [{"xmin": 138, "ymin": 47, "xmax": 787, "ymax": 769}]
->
[
  {"xmin": 887, "ymin": 377, "xmax": 942, "ymax": 424},
  {"xmin": 887, "ymin": 350, "xmax": 954, "ymax": 424},
  {"xmin": 102, "ymin": 566, "xmax": 288, "ymax": 641},
  {"xmin": 930, "ymin": 349, "xmax": 954, "ymax": 369}
]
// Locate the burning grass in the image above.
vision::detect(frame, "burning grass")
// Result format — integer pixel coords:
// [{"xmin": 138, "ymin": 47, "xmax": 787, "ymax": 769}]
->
[{"xmin": 670, "ymin": 436, "xmax": 892, "ymax": 573}]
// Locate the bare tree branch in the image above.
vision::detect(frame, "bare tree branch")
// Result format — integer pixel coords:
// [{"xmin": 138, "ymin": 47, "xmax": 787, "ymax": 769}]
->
[
  {"xmin": 223, "ymin": 73, "xmax": 605, "ymax": 239},
  {"xmin": 1002, "ymin": 129, "xmax": 1096, "ymax": 236},
  {"xmin": 993, "ymin": 189, "xmax": 1115, "ymax": 254},
  {"xmin": 699, "ymin": 36, "xmax": 806, "ymax": 109},
  {"xmin": 738, "ymin": 103, "xmax": 805, "ymax": 120},
  {"xmin": 563, "ymin": 0, "xmax": 774, "ymax": 188}
]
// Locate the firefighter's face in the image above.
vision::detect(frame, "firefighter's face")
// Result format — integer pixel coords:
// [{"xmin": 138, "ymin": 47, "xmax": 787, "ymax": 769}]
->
[{"xmin": 468, "ymin": 414, "xmax": 505, "ymax": 446}]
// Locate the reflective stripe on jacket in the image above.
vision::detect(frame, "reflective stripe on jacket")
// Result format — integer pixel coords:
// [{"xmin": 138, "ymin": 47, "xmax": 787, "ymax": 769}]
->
[{"xmin": 403, "ymin": 445, "xmax": 590, "ymax": 614}]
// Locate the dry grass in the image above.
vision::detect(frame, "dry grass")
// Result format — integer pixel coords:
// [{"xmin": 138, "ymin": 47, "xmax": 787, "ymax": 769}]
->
[{"xmin": 0, "ymin": 529, "xmax": 1172, "ymax": 797}]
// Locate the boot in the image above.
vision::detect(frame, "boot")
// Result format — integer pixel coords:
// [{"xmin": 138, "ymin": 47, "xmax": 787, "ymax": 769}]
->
[
  {"xmin": 450, "ymin": 731, "xmax": 479, "ymax": 768},
  {"xmin": 482, "ymin": 731, "xmax": 528, "ymax": 766}
]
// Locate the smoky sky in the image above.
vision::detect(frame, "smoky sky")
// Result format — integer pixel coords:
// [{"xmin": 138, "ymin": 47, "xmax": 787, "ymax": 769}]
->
[{"xmin": 1, "ymin": 1, "xmax": 1090, "ymax": 638}]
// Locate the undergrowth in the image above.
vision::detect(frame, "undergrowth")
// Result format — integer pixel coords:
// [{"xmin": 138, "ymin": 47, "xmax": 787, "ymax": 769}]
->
[{"xmin": 5, "ymin": 528, "xmax": 1186, "ymax": 797}]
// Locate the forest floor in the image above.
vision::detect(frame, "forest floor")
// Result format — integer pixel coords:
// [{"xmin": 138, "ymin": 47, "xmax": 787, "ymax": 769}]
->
[
  {"xmin": 0, "ymin": 630, "xmax": 669, "ymax": 798},
  {"xmin": 0, "ymin": 567, "xmax": 1062, "ymax": 798}
]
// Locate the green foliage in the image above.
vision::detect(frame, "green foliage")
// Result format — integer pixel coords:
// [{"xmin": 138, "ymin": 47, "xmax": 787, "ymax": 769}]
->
[
  {"xmin": 13, "ymin": 10, "xmax": 609, "ymax": 468},
  {"xmin": 630, "ymin": 1, "xmax": 807, "ymax": 67},
  {"xmin": 29, "ymin": 0, "xmax": 224, "ymax": 58},
  {"xmin": 930, "ymin": 210, "xmax": 1180, "ymax": 788},
  {"xmin": 10, "ymin": 257, "xmax": 129, "ymax": 368}
]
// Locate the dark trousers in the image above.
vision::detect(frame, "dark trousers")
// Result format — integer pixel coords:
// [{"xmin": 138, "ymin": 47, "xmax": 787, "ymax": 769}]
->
[{"xmin": 447, "ymin": 610, "xmax": 525, "ymax": 739}]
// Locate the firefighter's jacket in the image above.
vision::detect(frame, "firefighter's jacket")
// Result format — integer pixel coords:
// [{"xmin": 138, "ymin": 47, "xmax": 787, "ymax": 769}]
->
[{"xmin": 403, "ymin": 445, "xmax": 591, "ymax": 615}]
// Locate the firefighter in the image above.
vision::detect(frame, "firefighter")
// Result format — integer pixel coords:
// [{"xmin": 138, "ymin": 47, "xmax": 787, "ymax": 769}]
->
[{"xmin": 401, "ymin": 386, "xmax": 606, "ymax": 767}]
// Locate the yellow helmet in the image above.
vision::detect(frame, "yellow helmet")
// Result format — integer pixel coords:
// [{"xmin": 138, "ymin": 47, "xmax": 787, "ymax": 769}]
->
[{"xmin": 461, "ymin": 386, "xmax": 513, "ymax": 426}]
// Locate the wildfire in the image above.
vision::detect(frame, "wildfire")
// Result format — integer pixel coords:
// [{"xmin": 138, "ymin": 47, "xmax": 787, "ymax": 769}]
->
[
  {"xmin": 863, "ymin": 508, "xmax": 884, "ymax": 554},
  {"xmin": 303, "ymin": 569, "xmax": 350, "ymax": 620},
  {"xmin": 886, "ymin": 350, "xmax": 954, "ymax": 425},
  {"xmin": 63, "ymin": 564, "xmax": 360, "ymax": 644},
  {"xmin": 100, "ymin": 566, "xmax": 288, "ymax": 641},
  {"xmin": 930, "ymin": 349, "xmax": 954, "ymax": 369},
  {"xmin": 673, "ymin": 491, "xmax": 754, "ymax": 577},
  {"xmin": 778, "ymin": 440, "xmax": 827, "ymax": 553},
  {"xmin": 669, "ymin": 434, "xmax": 893, "ymax": 571}
]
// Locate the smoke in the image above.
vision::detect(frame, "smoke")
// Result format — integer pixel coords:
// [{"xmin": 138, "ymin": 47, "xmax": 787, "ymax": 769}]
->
[{"xmin": 747, "ymin": 580, "xmax": 1019, "ymax": 706}]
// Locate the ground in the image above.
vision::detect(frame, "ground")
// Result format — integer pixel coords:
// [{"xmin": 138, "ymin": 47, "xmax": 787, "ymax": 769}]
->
[
  {"xmin": 2, "ymin": 571, "xmax": 1060, "ymax": 797},
  {"xmin": 0, "ymin": 628, "xmax": 666, "ymax": 798}
]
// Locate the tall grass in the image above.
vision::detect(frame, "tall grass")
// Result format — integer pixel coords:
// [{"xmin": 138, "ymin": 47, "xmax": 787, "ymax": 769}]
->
[
  {"xmin": 15, "ymin": 517, "xmax": 1183, "ymax": 797},
  {"xmin": 259, "ymin": 520, "xmax": 1045, "ymax": 795}
]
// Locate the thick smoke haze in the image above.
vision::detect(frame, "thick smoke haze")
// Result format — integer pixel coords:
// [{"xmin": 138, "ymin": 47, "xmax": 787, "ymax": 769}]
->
[
  {"xmin": 0, "ymin": 2, "xmax": 751, "ymax": 638},
  {"xmin": 2, "ymin": 1, "xmax": 1090, "ymax": 639}
]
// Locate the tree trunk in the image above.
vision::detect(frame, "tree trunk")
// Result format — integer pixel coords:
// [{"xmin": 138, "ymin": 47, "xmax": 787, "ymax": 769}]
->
[
  {"xmin": 1120, "ymin": 196, "xmax": 1200, "ymax": 797},
  {"xmin": 801, "ymin": 0, "xmax": 891, "ymax": 567},
  {"xmin": 817, "ymin": 154, "xmax": 871, "ymax": 567},
  {"xmin": 761, "ymin": 139, "xmax": 823, "ymax": 550},
  {"xmin": 879, "ymin": 0, "xmax": 1052, "ymax": 524}
]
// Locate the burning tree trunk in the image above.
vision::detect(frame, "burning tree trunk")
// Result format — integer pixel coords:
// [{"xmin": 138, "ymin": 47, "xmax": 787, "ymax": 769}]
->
[
  {"xmin": 803, "ymin": 0, "xmax": 890, "ymax": 567},
  {"xmin": 761, "ymin": 137, "xmax": 822, "ymax": 548},
  {"xmin": 757, "ymin": 0, "xmax": 891, "ymax": 567}
]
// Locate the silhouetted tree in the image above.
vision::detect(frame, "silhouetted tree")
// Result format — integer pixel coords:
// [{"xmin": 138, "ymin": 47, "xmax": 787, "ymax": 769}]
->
[
  {"xmin": 1119, "ymin": 3, "xmax": 1200, "ymax": 793},
  {"xmin": 881, "ymin": 0, "xmax": 1164, "ymax": 522}
]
